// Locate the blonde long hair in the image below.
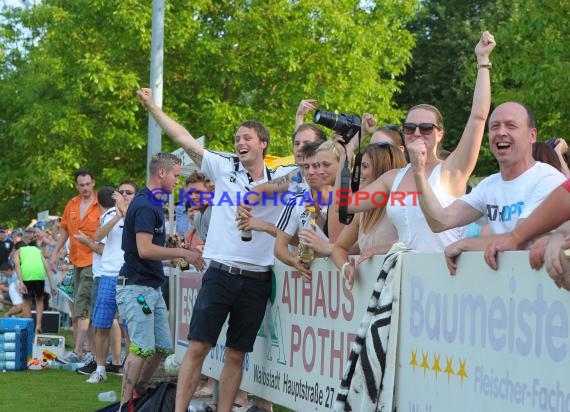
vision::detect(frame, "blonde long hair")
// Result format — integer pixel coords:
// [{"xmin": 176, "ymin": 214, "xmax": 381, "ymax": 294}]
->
[{"xmin": 360, "ymin": 143, "xmax": 407, "ymax": 233}]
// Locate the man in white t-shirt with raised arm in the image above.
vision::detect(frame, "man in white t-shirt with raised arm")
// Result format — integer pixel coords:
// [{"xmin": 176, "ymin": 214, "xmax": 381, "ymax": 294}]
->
[
  {"xmin": 409, "ymin": 102, "xmax": 566, "ymax": 275},
  {"xmin": 137, "ymin": 88, "xmax": 297, "ymax": 412}
]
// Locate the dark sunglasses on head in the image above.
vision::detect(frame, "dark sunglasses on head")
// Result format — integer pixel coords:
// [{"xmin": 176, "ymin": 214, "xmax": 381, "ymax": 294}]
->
[
  {"xmin": 386, "ymin": 124, "xmax": 403, "ymax": 134},
  {"xmin": 371, "ymin": 141, "xmax": 392, "ymax": 147},
  {"xmin": 118, "ymin": 189, "xmax": 135, "ymax": 195},
  {"xmin": 403, "ymin": 122, "xmax": 442, "ymax": 136},
  {"xmin": 136, "ymin": 294, "xmax": 152, "ymax": 315}
]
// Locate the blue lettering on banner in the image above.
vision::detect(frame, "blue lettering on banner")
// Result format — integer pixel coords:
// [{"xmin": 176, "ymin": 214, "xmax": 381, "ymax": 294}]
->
[
  {"xmin": 409, "ymin": 275, "xmax": 569, "ymax": 362},
  {"xmin": 209, "ymin": 343, "xmax": 250, "ymax": 371},
  {"xmin": 473, "ymin": 365, "xmax": 570, "ymax": 410}
]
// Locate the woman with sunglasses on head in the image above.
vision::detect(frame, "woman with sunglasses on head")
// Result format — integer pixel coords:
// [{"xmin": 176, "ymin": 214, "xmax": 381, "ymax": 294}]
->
[
  {"xmin": 363, "ymin": 113, "xmax": 408, "ymax": 156},
  {"xmin": 332, "ymin": 143, "xmax": 407, "ymax": 288},
  {"xmin": 347, "ymin": 31, "xmax": 495, "ymax": 253}
]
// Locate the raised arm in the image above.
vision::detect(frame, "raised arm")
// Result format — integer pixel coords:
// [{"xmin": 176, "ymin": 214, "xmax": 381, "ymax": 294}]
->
[
  {"xmin": 553, "ymin": 138, "xmax": 570, "ymax": 178},
  {"xmin": 136, "ymin": 88, "xmax": 205, "ymax": 167},
  {"xmin": 295, "ymin": 99, "xmax": 318, "ymax": 130},
  {"xmin": 441, "ymin": 31, "xmax": 495, "ymax": 195}
]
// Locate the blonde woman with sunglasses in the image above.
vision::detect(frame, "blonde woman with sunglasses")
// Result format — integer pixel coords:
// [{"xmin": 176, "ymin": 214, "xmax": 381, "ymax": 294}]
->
[{"xmin": 347, "ymin": 31, "xmax": 495, "ymax": 253}]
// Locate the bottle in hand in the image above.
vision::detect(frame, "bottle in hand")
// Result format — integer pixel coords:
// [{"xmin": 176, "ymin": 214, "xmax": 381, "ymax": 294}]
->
[
  {"xmin": 298, "ymin": 206, "xmax": 316, "ymax": 262},
  {"xmin": 240, "ymin": 199, "xmax": 252, "ymax": 241}
]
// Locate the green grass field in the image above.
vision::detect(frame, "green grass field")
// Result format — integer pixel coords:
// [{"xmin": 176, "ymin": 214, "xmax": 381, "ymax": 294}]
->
[
  {"xmin": 0, "ymin": 320, "xmax": 291, "ymax": 411},
  {"xmin": 0, "ymin": 327, "xmax": 123, "ymax": 411},
  {"xmin": 0, "ymin": 368, "xmax": 123, "ymax": 411}
]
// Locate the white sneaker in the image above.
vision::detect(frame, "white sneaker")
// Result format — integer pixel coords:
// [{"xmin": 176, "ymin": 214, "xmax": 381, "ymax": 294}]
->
[{"xmin": 86, "ymin": 370, "xmax": 107, "ymax": 383}]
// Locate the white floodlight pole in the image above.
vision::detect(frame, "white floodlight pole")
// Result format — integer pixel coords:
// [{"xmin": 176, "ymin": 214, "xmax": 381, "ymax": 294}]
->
[{"xmin": 146, "ymin": 0, "xmax": 165, "ymax": 179}]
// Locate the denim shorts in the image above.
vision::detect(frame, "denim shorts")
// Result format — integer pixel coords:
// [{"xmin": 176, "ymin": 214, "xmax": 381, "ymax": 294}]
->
[
  {"xmin": 92, "ymin": 276, "xmax": 118, "ymax": 329},
  {"xmin": 188, "ymin": 266, "xmax": 271, "ymax": 353},
  {"xmin": 116, "ymin": 284, "xmax": 172, "ymax": 357}
]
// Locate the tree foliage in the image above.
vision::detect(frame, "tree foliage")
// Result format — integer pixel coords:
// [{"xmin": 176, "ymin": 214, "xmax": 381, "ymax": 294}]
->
[
  {"xmin": 397, "ymin": 0, "xmax": 570, "ymax": 177},
  {"xmin": 0, "ymin": 0, "xmax": 417, "ymax": 224},
  {"xmin": 1, "ymin": 0, "xmax": 568, "ymax": 226},
  {"xmin": 492, "ymin": 0, "xmax": 570, "ymax": 137}
]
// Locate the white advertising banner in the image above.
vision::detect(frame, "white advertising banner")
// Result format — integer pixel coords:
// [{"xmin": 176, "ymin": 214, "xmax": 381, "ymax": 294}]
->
[
  {"xmin": 175, "ymin": 252, "xmax": 570, "ymax": 411},
  {"xmin": 175, "ymin": 257, "xmax": 383, "ymax": 411},
  {"xmin": 395, "ymin": 251, "xmax": 570, "ymax": 412}
]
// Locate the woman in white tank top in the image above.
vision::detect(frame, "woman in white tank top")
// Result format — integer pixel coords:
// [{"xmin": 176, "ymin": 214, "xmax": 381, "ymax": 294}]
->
[{"xmin": 348, "ymin": 31, "xmax": 496, "ymax": 253}]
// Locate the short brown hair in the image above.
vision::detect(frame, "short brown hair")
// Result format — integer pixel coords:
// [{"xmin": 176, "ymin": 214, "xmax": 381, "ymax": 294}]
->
[
  {"xmin": 291, "ymin": 124, "xmax": 327, "ymax": 146},
  {"xmin": 239, "ymin": 121, "xmax": 270, "ymax": 157},
  {"xmin": 185, "ymin": 171, "xmax": 210, "ymax": 187}
]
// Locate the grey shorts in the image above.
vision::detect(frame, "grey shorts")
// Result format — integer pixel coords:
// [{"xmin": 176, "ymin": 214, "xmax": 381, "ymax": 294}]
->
[{"xmin": 116, "ymin": 284, "xmax": 172, "ymax": 357}]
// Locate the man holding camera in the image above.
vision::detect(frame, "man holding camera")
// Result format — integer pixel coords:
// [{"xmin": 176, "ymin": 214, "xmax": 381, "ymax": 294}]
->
[{"xmin": 137, "ymin": 88, "xmax": 297, "ymax": 412}]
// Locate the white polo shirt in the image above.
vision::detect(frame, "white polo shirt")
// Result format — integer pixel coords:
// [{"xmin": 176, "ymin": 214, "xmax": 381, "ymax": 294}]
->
[{"xmin": 201, "ymin": 150, "xmax": 297, "ymax": 268}]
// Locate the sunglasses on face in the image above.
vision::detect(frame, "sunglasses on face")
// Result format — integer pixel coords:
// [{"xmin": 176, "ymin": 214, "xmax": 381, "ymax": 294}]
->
[
  {"xmin": 118, "ymin": 189, "xmax": 135, "ymax": 196},
  {"xmin": 136, "ymin": 294, "xmax": 152, "ymax": 314},
  {"xmin": 403, "ymin": 122, "xmax": 442, "ymax": 136}
]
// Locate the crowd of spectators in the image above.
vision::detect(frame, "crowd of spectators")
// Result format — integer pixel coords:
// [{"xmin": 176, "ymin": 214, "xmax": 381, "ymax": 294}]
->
[{"xmin": 3, "ymin": 29, "xmax": 570, "ymax": 412}]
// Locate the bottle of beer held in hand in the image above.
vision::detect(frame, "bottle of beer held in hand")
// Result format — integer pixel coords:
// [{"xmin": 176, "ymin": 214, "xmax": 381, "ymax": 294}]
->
[{"xmin": 298, "ymin": 206, "xmax": 316, "ymax": 262}]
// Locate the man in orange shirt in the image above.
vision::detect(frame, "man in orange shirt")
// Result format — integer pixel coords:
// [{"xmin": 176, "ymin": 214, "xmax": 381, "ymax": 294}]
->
[{"xmin": 51, "ymin": 170, "xmax": 101, "ymax": 363}]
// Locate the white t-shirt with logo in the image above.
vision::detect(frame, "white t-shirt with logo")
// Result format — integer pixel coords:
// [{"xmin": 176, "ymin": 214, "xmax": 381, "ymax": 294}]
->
[{"xmin": 461, "ymin": 162, "xmax": 566, "ymax": 234}]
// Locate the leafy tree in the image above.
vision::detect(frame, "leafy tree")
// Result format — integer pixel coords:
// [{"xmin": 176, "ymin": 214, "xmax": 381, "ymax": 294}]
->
[
  {"xmin": 0, "ymin": 0, "xmax": 418, "ymax": 224},
  {"xmin": 492, "ymin": 0, "xmax": 570, "ymax": 140}
]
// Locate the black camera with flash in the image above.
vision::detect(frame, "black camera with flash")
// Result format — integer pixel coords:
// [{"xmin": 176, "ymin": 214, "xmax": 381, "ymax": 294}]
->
[{"xmin": 314, "ymin": 110, "xmax": 361, "ymax": 144}]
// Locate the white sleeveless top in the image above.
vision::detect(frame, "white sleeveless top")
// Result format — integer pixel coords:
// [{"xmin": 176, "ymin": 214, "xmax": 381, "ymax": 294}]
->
[{"xmin": 386, "ymin": 164, "xmax": 465, "ymax": 252}]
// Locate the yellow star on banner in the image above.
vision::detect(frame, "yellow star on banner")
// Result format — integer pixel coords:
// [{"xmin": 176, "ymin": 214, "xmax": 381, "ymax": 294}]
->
[
  {"xmin": 432, "ymin": 353, "xmax": 441, "ymax": 379},
  {"xmin": 410, "ymin": 350, "xmax": 418, "ymax": 372},
  {"xmin": 421, "ymin": 352, "xmax": 430, "ymax": 376},
  {"xmin": 444, "ymin": 356, "xmax": 454, "ymax": 382},
  {"xmin": 457, "ymin": 358, "xmax": 468, "ymax": 384}
]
